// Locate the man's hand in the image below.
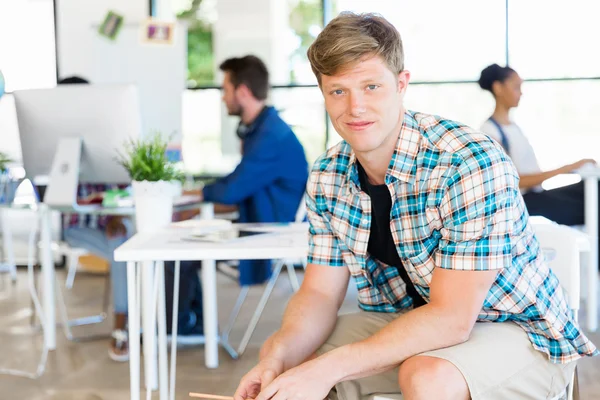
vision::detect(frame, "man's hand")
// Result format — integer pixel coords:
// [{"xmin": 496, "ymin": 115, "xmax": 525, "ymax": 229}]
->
[
  {"xmin": 255, "ymin": 358, "xmax": 336, "ymax": 400},
  {"xmin": 78, "ymin": 193, "xmax": 104, "ymax": 205},
  {"xmin": 185, "ymin": 188, "xmax": 238, "ymax": 213},
  {"xmin": 183, "ymin": 188, "xmax": 204, "ymax": 200},
  {"xmin": 105, "ymin": 216, "xmax": 127, "ymax": 239},
  {"xmin": 235, "ymin": 264, "xmax": 349, "ymax": 399},
  {"xmin": 234, "ymin": 357, "xmax": 284, "ymax": 400}
]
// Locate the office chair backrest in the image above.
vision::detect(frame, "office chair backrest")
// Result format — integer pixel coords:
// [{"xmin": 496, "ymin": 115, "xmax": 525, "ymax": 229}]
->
[{"xmin": 531, "ymin": 222, "xmax": 581, "ymax": 312}]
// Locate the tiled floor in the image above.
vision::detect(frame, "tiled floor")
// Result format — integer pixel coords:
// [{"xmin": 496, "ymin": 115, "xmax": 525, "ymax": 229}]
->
[{"xmin": 0, "ymin": 268, "xmax": 599, "ymax": 400}]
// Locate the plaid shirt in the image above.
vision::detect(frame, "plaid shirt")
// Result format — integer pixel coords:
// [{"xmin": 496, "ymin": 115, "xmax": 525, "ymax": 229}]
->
[{"xmin": 307, "ymin": 110, "xmax": 597, "ymax": 364}]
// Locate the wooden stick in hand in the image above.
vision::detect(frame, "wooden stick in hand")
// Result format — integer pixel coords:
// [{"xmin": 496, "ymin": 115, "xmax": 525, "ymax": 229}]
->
[{"xmin": 189, "ymin": 393, "xmax": 234, "ymax": 400}]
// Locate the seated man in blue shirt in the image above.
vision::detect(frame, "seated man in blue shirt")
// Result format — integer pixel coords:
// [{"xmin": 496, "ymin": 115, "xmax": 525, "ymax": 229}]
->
[{"xmin": 199, "ymin": 55, "xmax": 309, "ymax": 286}]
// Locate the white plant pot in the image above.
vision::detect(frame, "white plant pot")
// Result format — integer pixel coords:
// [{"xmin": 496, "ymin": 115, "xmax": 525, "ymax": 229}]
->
[{"xmin": 132, "ymin": 180, "xmax": 178, "ymax": 233}]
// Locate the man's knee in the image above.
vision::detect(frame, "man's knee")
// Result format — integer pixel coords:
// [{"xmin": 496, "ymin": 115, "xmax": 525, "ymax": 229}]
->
[{"xmin": 398, "ymin": 356, "xmax": 469, "ymax": 400}]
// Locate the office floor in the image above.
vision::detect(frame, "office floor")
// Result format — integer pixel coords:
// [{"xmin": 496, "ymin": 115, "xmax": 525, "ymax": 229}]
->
[{"xmin": 1, "ymin": 268, "xmax": 600, "ymax": 400}]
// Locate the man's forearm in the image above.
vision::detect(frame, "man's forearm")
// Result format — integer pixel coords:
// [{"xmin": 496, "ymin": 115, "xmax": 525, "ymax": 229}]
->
[
  {"xmin": 261, "ymin": 288, "xmax": 341, "ymax": 371},
  {"xmin": 322, "ymin": 304, "xmax": 471, "ymax": 383}
]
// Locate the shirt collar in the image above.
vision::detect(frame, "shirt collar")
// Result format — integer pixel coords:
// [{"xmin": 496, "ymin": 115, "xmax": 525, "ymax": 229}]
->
[{"xmin": 346, "ymin": 110, "xmax": 420, "ymax": 194}]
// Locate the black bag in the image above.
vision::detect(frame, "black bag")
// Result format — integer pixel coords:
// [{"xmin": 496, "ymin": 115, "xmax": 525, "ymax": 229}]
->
[{"xmin": 164, "ymin": 260, "xmax": 204, "ymax": 335}]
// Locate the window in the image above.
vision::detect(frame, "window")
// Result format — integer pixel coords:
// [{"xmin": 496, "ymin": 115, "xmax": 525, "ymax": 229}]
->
[
  {"xmin": 272, "ymin": 86, "xmax": 326, "ymax": 163},
  {"xmin": 335, "ymin": 0, "xmax": 506, "ymax": 82},
  {"xmin": 180, "ymin": 88, "xmax": 239, "ymax": 174},
  {"xmin": 288, "ymin": 0, "xmax": 323, "ymax": 84},
  {"xmin": 405, "ymin": 83, "xmax": 494, "ymax": 129},
  {"xmin": 177, "ymin": 0, "xmax": 600, "ymax": 177},
  {"xmin": 181, "ymin": 87, "xmax": 326, "ymax": 174},
  {"xmin": 508, "ymin": 0, "xmax": 600, "ymax": 79},
  {"xmin": 177, "ymin": 0, "xmax": 326, "ymax": 174},
  {"xmin": 513, "ymin": 80, "xmax": 600, "ymax": 171},
  {"xmin": 173, "ymin": 0, "xmax": 217, "ymax": 87}
]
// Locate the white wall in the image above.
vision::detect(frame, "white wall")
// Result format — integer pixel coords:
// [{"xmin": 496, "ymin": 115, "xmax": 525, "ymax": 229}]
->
[
  {"xmin": 56, "ymin": 0, "xmax": 186, "ymax": 141},
  {"xmin": 56, "ymin": 0, "xmax": 148, "ymax": 79}
]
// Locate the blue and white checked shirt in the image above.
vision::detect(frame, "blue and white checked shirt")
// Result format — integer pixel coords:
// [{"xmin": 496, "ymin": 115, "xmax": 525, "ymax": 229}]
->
[{"xmin": 306, "ymin": 110, "xmax": 597, "ymax": 364}]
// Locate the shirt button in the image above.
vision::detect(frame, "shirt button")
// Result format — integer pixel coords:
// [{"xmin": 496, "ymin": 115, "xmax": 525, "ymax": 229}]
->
[{"xmin": 362, "ymin": 218, "xmax": 368, "ymax": 225}]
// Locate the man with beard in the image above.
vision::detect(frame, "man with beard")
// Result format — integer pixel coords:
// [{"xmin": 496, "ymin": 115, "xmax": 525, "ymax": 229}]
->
[{"xmin": 199, "ymin": 55, "xmax": 309, "ymax": 286}]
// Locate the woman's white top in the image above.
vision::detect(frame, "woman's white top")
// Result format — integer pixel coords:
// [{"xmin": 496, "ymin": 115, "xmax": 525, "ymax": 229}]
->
[
  {"xmin": 480, "ymin": 119, "xmax": 542, "ymax": 176},
  {"xmin": 480, "ymin": 120, "xmax": 543, "ymax": 193}
]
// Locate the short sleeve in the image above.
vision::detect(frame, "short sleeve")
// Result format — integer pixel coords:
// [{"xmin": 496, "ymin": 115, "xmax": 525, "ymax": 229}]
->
[
  {"xmin": 435, "ymin": 145, "xmax": 520, "ymax": 271},
  {"xmin": 305, "ymin": 170, "xmax": 345, "ymax": 267}
]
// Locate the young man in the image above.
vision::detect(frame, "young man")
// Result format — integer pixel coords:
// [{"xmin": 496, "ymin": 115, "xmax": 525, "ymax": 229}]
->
[
  {"xmin": 234, "ymin": 13, "xmax": 597, "ymax": 400},
  {"xmin": 199, "ymin": 55, "xmax": 309, "ymax": 286}
]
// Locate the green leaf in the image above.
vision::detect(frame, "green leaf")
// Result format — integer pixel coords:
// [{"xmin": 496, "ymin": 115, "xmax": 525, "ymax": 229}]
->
[
  {"xmin": 0, "ymin": 152, "xmax": 12, "ymax": 173},
  {"xmin": 114, "ymin": 132, "xmax": 184, "ymax": 183}
]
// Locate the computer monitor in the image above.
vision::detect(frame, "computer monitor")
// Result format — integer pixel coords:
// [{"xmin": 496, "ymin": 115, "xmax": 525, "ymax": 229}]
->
[{"xmin": 14, "ymin": 84, "xmax": 142, "ymax": 185}]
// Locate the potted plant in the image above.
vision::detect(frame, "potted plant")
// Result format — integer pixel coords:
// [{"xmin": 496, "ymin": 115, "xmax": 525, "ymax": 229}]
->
[
  {"xmin": 0, "ymin": 152, "xmax": 10, "ymax": 174},
  {"xmin": 116, "ymin": 134, "xmax": 184, "ymax": 233}
]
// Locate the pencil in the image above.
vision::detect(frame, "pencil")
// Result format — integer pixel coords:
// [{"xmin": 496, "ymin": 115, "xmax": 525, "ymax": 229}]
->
[{"xmin": 189, "ymin": 393, "xmax": 234, "ymax": 400}]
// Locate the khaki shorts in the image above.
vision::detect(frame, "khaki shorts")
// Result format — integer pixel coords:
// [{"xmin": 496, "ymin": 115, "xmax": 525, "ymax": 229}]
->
[{"xmin": 317, "ymin": 312, "xmax": 576, "ymax": 400}]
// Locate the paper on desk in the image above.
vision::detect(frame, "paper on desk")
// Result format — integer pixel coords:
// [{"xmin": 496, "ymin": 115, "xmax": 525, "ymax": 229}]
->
[
  {"xmin": 171, "ymin": 218, "xmax": 233, "ymax": 235},
  {"xmin": 173, "ymin": 194, "xmax": 203, "ymax": 206},
  {"xmin": 241, "ymin": 222, "xmax": 309, "ymax": 233}
]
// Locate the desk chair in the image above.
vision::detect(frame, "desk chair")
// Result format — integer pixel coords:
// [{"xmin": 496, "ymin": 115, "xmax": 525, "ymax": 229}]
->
[
  {"xmin": 54, "ymin": 242, "xmax": 111, "ymax": 340},
  {"xmin": 221, "ymin": 197, "xmax": 306, "ymax": 357},
  {"xmin": 32, "ymin": 239, "xmax": 110, "ymax": 341},
  {"xmin": 531, "ymin": 222, "xmax": 582, "ymax": 400}
]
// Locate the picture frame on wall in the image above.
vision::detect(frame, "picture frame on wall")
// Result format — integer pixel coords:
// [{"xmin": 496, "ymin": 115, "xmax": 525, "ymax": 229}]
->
[
  {"xmin": 142, "ymin": 19, "xmax": 175, "ymax": 45},
  {"xmin": 98, "ymin": 10, "xmax": 124, "ymax": 40}
]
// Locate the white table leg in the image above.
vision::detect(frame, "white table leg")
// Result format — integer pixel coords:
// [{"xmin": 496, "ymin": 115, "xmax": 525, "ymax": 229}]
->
[
  {"xmin": 169, "ymin": 261, "xmax": 181, "ymax": 400},
  {"xmin": 127, "ymin": 262, "xmax": 141, "ymax": 400},
  {"xmin": 199, "ymin": 203, "xmax": 214, "ymax": 220},
  {"xmin": 142, "ymin": 261, "xmax": 158, "ymax": 390},
  {"xmin": 202, "ymin": 259, "xmax": 218, "ymax": 368},
  {"xmin": 199, "ymin": 202, "xmax": 217, "ymax": 367},
  {"xmin": 156, "ymin": 262, "xmax": 169, "ymax": 400},
  {"xmin": 39, "ymin": 205, "xmax": 56, "ymax": 350},
  {"xmin": 585, "ymin": 177, "xmax": 598, "ymax": 331}
]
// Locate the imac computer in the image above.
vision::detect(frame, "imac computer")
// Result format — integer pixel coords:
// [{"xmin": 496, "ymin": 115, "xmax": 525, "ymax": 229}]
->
[{"xmin": 13, "ymin": 84, "xmax": 142, "ymax": 208}]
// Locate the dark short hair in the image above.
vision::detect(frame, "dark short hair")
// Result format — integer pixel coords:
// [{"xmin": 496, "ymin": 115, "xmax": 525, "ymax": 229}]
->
[
  {"xmin": 478, "ymin": 64, "xmax": 516, "ymax": 94},
  {"xmin": 219, "ymin": 55, "xmax": 269, "ymax": 100},
  {"xmin": 58, "ymin": 76, "xmax": 90, "ymax": 85}
]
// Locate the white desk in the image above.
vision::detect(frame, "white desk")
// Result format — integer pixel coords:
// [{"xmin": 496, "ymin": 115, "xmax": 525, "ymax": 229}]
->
[
  {"xmin": 576, "ymin": 167, "xmax": 600, "ymax": 331},
  {"xmin": 114, "ymin": 223, "xmax": 308, "ymax": 400},
  {"xmin": 7, "ymin": 198, "xmax": 206, "ymax": 354},
  {"xmin": 33, "ymin": 198, "xmax": 208, "ymax": 391}
]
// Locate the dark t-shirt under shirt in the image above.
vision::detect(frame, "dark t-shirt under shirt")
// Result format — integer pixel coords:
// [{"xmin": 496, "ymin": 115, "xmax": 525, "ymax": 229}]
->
[{"xmin": 357, "ymin": 162, "xmax": 426, "ymax": 308}]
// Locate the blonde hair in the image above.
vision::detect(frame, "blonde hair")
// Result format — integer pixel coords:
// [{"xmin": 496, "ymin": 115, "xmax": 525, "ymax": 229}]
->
[{"xmin": 307, "ymin": 12, "xmax": 404, "ymax": 84}]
